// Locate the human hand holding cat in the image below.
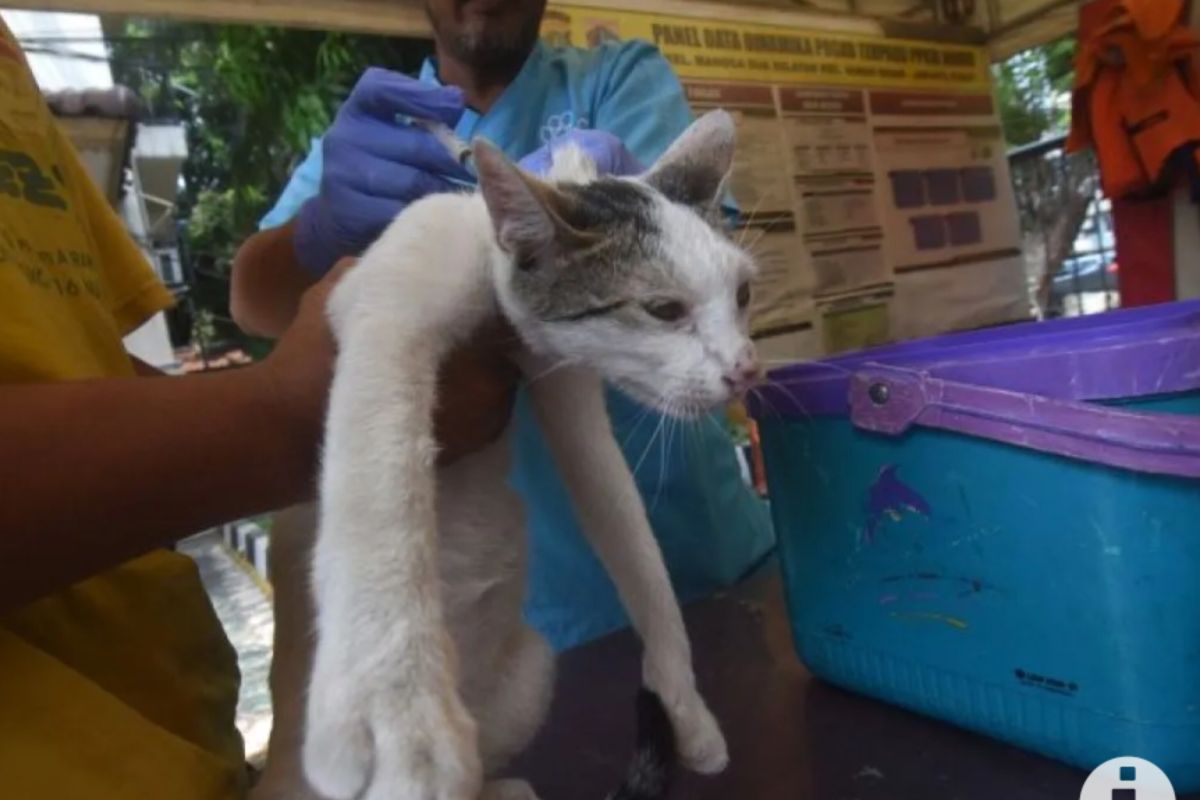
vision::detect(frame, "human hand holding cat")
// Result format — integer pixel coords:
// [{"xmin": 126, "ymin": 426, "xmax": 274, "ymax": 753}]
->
[
  {"xmin": 294, "ymin": 68, "xmax": 473, "ymax": 275},
  {"xmin": 435, "ymin": 317, "xmax": 521, "ymax": 466},
  {"xmin": 262, "ymin": 255, "xmax": 517, "ymax": 466}
]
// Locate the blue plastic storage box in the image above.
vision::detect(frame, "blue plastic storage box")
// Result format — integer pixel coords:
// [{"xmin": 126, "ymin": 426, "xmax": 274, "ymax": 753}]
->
[{"xmin": 749, "ymin": 300, "xmax": 1200, "ymax": 788}]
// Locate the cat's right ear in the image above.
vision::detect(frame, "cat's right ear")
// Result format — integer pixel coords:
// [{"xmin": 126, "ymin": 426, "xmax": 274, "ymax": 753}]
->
[
  {"xmin": 474, "ymin": 139, "xmax": 591, "ymax": 268},
  {"xmin": 642, "ymin": 110, "xmax": 736, "ymax": 211}
]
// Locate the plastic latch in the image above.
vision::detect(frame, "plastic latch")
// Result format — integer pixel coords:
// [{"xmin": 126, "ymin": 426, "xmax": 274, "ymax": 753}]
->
[{"xmin": 849, "ymin": 367, "xmax": 927, "ymax": 435}]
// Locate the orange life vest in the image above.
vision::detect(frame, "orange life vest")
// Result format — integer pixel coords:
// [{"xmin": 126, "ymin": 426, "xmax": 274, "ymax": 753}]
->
[{"xmin": 1067, "ymin": 0, "xmax": 1200, "ymax": 198}]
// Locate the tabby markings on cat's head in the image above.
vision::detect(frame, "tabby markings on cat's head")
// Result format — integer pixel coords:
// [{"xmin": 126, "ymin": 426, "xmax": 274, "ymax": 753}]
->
[{"xmin": 476, "ymin": 110, "xmax": 760, "ymax": 417}]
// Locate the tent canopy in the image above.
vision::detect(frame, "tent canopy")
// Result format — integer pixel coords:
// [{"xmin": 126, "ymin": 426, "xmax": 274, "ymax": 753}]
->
[{"xmin": 4, "ymin": 0, "xmax": 1082, "ymax": 60}]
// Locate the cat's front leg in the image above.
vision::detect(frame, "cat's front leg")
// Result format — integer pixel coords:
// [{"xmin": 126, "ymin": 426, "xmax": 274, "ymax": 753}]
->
[
  {"xmin": 305, "ymin": 313, "xmax": 484, "ymax": 800},
  {"xmin": 524, "ymin": 361, "xmax": 728, "ymax": 776}
]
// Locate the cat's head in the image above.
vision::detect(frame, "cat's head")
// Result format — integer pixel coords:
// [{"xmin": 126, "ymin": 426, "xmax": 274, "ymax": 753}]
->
[{"xmin": 475, "ymin": 111, "xmax": 759, "ymax": 417}]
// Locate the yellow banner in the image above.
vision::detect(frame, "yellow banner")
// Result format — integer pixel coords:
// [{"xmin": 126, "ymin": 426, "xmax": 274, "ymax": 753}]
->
[{"xmin": 543, "ymin": 4, "xmax": 990, "ymax": 92}]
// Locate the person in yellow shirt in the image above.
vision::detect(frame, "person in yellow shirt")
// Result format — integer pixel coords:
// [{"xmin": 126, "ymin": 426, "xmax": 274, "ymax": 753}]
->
[{"xmin": 0, "ymin": 19, "xmax": 517, "ymax": 799}]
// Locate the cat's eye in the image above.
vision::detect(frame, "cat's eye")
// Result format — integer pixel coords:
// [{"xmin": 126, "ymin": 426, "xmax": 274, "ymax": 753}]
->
[
  {"xmin": 736, "ymin": 281, "xmax": 751, "ymax": 309},
  {"xmin": 643, "ymin": 299, "xmax": 688, "ymax": 323}
]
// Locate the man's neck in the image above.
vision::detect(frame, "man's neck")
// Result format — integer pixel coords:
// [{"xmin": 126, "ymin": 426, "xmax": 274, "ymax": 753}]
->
[{"xmin": 434, "ymin": 45, "xmax": 525, "ymax": 113}]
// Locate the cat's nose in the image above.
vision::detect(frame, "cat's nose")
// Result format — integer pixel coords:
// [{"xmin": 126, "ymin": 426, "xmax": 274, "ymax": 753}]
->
[{"xmin": 722, "ymin": 349, "xmax": 761, "ymax": 395}]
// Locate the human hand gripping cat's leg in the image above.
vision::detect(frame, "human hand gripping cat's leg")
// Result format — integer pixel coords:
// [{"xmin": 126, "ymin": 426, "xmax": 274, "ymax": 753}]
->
[{"xmin": 252, "ymin": 254, "xmax": 519, "ymax": 470}]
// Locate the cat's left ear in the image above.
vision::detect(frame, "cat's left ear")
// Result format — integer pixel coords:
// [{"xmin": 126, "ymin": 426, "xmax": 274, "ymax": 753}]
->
[
  {"xmin": 474, "ymin": 139, "xmax": 593, "ymax": 268},
  {"xmin": 642, "ymin": 110, "xmax": 736, "ymax": 211}
]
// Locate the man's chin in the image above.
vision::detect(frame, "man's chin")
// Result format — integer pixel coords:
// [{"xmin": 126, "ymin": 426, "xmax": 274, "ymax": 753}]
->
[
  {"xmin": 458, "ymin": 0, "xmax": 516, "ymax": 15},
  {"xmin": 430, "ymin": 0, "xmax": 542, "ymax": 72},
  {"xmin": 458, "ymin": 32, "xmax": 534, "ymax": 72}
]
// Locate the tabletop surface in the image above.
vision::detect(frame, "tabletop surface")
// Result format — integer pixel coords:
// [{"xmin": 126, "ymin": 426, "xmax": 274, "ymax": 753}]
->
[{"xmin": 513, "ymin": 567, "xmax": 1197, "ymax": 800}]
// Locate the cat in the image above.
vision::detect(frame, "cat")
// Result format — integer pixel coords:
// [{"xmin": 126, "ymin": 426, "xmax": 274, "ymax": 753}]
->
[{"xmin": 300, "ymin": 110, "xmax": 759, "ymax": 800}]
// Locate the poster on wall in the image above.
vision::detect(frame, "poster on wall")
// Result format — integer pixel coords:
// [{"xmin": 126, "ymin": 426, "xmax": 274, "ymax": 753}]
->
[
  {"xmin": 865, "ymin": 90, "xmax": 1027, "ymax": 338},
  {"xmin": 543, "ymin": 5, "xmax": 990, "ymax": 91},
  {"xmin": 777, "ymin": 87, "xmax": 889, "ymax": 303},
  {"xmin": 543, "ymin": 3, "xmax": 1028, "ymax": 355},
  {"xmin": 685, "ymin": 82, "xmax": 814, "ymax": 341},
  {"xmin": 818, "ymin": 287, "xmax": 894, "ymax": 355}
]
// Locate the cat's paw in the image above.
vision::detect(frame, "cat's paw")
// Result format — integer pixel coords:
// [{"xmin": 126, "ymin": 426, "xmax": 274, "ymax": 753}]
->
[
  {"xmin": 367, "ymin": 690, "xmax": 482, "ymax": 800},
  {"xmin": 644, "ymin": 660, "xmax": 728, "ymax": 776},
  {"xmin": 303, "ymin": 665, "xmax": 482, "ymax": 800},
  {"xmin": 302, "ymin": 670, "xmax": 374, "ymax": 799},
  {"xmin": 667, "ymin": 691, "xmax": 728, "ymax": 775}
]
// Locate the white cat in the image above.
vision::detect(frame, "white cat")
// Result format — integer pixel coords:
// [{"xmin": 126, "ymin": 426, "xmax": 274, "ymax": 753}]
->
[{"xmin": 302, "ymin": 110, "xmax": 759, "ymax": 800}]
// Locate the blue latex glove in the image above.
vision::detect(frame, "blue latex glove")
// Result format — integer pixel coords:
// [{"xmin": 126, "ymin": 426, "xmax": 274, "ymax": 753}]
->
[
  {"xmin": 294, "ymin": 68, "xmax": 472, "ymax": 274},
  {"xmin": 518, "ymin": 129, "xmax": 644, "ymax": 178}
]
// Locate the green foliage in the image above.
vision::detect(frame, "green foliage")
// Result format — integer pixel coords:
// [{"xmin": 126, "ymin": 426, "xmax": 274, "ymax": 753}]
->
[
  {"xmin": 994, "ymin": 37, "xmax": 1076, "ymax": 147},
  {"xmin": 107, "ymin": 20, "xmax": 432, "ymax": 348}
]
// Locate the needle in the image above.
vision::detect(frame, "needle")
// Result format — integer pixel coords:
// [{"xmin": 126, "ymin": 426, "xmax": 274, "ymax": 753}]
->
[{"xmin": 409, "ymin": 117, "xmax": 478, "ymax": 187}]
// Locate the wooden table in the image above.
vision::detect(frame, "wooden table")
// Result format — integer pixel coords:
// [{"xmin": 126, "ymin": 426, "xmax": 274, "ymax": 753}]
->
[{"xmin": 514, "ymin": 567, "xmax": 1198, "ymax": 800}]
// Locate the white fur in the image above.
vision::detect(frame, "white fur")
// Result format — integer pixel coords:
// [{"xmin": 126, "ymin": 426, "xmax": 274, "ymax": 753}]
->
[
  {"xmin": 502, "ymin": 192, "xmax": 757, "ymax": 417},
  {"xmin": 299, "ymin": 116, "xmax": 749, "ymax": 800}
]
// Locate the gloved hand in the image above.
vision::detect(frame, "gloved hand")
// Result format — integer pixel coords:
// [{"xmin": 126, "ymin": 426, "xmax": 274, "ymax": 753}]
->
[
  {"xmin": 294, "ymin": 68, "xmax": 472, "ymax": 274},
  {"xmin": 518, "ymin": 129, "xmax": 644, "ymax": 178}
]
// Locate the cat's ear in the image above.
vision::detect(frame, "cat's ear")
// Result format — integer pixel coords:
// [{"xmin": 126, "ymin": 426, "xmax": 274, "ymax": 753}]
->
[
  {"xmin": 642, "ymin": 110, "xmax": 736, "ymax": 210},
  {"xmin": 474, "ymin": 139, "xmax": 592, "ymax": 267}
]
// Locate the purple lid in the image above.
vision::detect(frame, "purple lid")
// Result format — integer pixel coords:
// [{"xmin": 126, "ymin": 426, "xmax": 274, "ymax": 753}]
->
[
  {"xmin": 749, "ymin": 300, "xmax": 1200, "ymax": 478},
  {"xmin": 752, "ymin": 300, "xmax": 1200, "ymax": 419}
]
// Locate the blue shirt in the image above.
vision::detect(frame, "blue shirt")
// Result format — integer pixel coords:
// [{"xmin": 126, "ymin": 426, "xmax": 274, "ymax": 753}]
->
[{"xmin": 261, "ymin": 40, "xmax": 775, "ymax": 649}]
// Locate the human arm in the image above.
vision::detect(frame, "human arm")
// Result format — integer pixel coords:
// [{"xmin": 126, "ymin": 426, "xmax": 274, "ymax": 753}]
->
[
  {"xmin": 232, "ymin": 69, "xmax": 468, "ymax": 335},
  {"xmin": 231, "ymin": 220, "xmax": 317, "ymax": 338},
  {"xmin": 0, "ymin": 265, "xmax": 343, "ymax": 612}
]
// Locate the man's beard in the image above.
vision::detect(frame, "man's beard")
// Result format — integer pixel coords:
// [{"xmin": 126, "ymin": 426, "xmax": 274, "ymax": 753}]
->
[{"xmin": 430, "ymin": 8, "xmax": 541, "ymax": 76}]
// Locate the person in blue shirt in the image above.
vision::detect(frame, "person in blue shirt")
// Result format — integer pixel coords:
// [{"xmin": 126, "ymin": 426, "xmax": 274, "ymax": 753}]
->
[{"xmin": 232, "ymin": 0, "xmax": 774, "ymax": 651}]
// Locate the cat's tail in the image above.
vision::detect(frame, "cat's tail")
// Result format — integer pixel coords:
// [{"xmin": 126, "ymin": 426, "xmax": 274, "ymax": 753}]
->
[{"xmin": 605, "ymin": 688, "xmax": 678, "ymax": 800}]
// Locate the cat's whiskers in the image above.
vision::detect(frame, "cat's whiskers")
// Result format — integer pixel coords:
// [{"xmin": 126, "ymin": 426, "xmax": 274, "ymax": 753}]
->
[
  {"xmin": 630, "ymin": 395, "xmax": 670, "ymax": 481},
  {"xmin": 732, "ymin": 195, "xmax": 769, "ymax": 252},
  {"xmin": 619, "ymin": 401, "xmax": 658, "ymax": 450},
  {"xmin": 746, "ymin": 383, "xmax": 814, "ymax": 424},
  {"xmin": 681, "ymin": 413, "xmax": 702, "ymax": 464},
  {"xmin": 739, "ymin": 225, "xmax": 772, "ymax": 254},
  {"xmin": 703, "ymin": 409, "xmax": 727, "ymax": 438},
  {"xmin": 651, "ymin": 405, "xmax": 669, "ymax": 510},
  {"xmin": 525, "ymin": 357, "xmax": 578, "ymax": 386},
  {"xmin": 651, "ymin": 403, "xmax": 683, "ymax": 511}
]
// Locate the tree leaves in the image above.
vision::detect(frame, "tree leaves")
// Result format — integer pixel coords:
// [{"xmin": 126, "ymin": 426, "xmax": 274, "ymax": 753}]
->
[
  {"xmin": 108, "ymin": 19, "xmax": 432, "ymax": 349},
  {"xmin": 994, "ymin": 37, "xmax": 1076, "ymax": 147}
]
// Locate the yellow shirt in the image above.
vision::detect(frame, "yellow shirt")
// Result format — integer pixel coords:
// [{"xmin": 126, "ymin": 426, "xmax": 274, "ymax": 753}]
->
[{"xmin": 0, "ymin": 22, "xmax": 246, "ymax": 799}]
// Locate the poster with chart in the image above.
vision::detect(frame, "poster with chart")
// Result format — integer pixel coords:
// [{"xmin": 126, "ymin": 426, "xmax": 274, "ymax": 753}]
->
[
  {"xmin": 543, "ymin": 3, "xmax": 1029, "ymax": 355},
  {"xmin": 866, "ymin": 90, "xmax": 1027, "ymax": 338},
  {"xmin": 869, "ymin": 92, "xmax": 1021, "ymax": 273}
]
